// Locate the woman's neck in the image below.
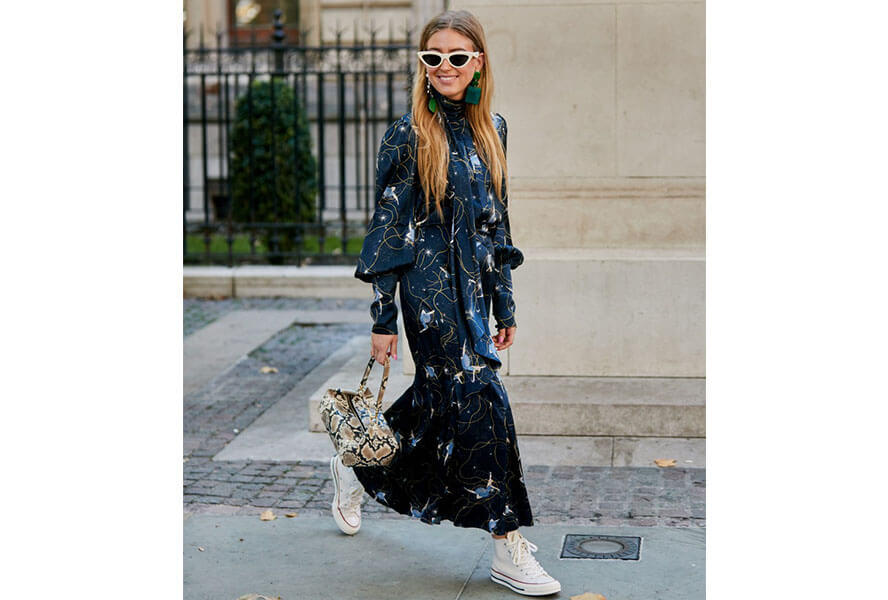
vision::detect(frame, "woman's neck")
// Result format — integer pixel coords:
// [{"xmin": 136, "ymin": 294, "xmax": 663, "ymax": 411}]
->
[{"xmin": 431, "ymin": 84, "xmax": 466, "ymax": 119}]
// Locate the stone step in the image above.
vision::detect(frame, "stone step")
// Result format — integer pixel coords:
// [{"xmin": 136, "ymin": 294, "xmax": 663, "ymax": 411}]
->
[
  {"xmin": 305, "ymin": 336, "xmax": 704, "ymax": 438},
  {"xmin": 504, "ymin": 375, "xmax": 704, "ymax": 437},
  {"xmin": 184, "ymin": 265, "xmax": 366, "ymax": 298}
]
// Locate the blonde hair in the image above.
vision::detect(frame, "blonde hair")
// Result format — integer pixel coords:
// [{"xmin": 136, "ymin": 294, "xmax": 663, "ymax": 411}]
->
[{"xmin": 412, "ymin": 10, "xmax": 508, "ymax": 221}]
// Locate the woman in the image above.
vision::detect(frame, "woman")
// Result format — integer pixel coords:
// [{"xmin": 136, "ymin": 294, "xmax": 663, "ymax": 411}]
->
[{"xmin": 329, "ymin": 10, "xmax": 561, "ymax": 597}]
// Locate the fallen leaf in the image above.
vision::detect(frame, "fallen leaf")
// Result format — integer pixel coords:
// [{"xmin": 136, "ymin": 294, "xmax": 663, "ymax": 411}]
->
[
  {"xmin": 259, "ymin": 509, "xmax": 276, "ymax": 521},
  {"xmin": 197, "ymin": 547, "xmax": 205, "ymax": 552},
  {"xmin": 285, "ymin": 512, "xmax": 298, "ymax": 518},
  {"xmin": 654, "ymin": 458, "xmax": 677, "ymax": 467},
  {"xmin": 570, "ymin": 593, "xmax": 606, "ymax": 600},
  {"xmin": 259, "ymin": 366, "xmax": 279, "ymax": 374}
]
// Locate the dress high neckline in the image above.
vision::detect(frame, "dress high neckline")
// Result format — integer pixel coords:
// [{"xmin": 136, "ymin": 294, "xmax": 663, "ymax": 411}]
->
[{"xmin": 430, "ymin": 84, "xmax": 466, "ymax": 120}]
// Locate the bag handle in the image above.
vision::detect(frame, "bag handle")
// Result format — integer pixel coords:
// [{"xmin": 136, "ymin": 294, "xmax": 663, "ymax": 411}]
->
[{"xmin": 357, "ymin": 354, "xmax": 391, "ymax": 417}]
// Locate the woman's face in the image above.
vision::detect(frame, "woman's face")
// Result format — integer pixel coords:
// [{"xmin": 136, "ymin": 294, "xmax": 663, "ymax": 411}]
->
[{"xmin": 424, "ymin": 28, "xmax": 484, "ymax": 102}]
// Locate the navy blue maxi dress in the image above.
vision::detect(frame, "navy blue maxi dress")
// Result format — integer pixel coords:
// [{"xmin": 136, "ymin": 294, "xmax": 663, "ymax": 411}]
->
[{"xmin": 351, "ymin": 84, "xmax": 533, "ymax": 536}]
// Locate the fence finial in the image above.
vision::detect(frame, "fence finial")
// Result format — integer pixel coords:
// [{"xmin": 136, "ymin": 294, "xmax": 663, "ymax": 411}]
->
[
  {"xmin": 273, "ymin": 8, "xmax": 286, "ymax": 44},
  {"xmin": 273, "ymin": 8, "xmax": 286, "ymax": 73}
]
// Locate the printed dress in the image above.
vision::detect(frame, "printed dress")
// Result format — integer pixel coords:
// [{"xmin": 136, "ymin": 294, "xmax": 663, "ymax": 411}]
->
[{"xmin": 351, "ymin": 84, "xmax": 533, "ymax": 536}]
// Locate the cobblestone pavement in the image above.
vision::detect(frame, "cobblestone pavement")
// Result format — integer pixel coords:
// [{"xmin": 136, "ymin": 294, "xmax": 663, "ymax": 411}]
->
[
  {"xmin": 184, "ymin": 319, "xmax": 368, "ymax": 458},
  {"xmin": 183, "ymin": 298, "xmax": 705, "ymax": 529},
  {"xmin": 184, "ymin": 458, "xmax": 705, "ymax": 528}
]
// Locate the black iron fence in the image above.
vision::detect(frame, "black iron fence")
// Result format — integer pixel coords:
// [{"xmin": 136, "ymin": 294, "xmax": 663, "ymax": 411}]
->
[{"xmin": 184, "ymin": 12, "xmax": 415, "ymax": 265}]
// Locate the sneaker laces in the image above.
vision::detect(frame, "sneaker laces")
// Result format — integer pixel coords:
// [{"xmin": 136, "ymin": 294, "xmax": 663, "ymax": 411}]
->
[
  {"xmin": 339, "ymin": 463, "xmax": 364, "ymax": 511},
  {"xmin": 334, "ymin": 456, "xmax": 364, "ymax": 512},
  {"xmin": 344, "ymin": 478, "xmax": 364, "ymax": 510},
  {"xmin": 507, "ymin": 533, "xmax": 548, "ymax": 577}
]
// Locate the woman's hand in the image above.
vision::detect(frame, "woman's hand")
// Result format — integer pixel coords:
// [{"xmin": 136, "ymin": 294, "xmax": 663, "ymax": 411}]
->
[
  {"xmin": 371, "ymin": 332, "xmax": 398, "ymax": 365},
  {"xmin": 494, "ymin": 326, "xmax": 516, "ymax": 351}
]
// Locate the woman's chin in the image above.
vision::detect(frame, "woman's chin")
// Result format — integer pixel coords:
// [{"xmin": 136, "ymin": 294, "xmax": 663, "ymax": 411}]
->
[{"xmin": 438, "ymin": 89, "xmax": 465, "ymax": 100}]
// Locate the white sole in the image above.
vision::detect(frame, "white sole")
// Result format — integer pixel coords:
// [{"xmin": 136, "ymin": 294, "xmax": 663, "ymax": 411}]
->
[
  {"xmin": 330, "ymin": 455, "xmax": 360, "ymax": 535},
  {"xmin": 490, "ymin": 568, "xmax": 561, "ymax": 596}
]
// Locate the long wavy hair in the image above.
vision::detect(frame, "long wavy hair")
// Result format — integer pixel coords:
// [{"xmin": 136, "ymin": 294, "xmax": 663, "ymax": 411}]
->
[{"xmin": 412, "ymin": 10, "xmax": 508, "ymax": 221}]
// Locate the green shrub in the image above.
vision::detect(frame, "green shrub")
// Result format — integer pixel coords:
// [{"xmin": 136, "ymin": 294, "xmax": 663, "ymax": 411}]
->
[{"xmin": 229, "ymin": 78, "xmax": 317, "ymax": 260}]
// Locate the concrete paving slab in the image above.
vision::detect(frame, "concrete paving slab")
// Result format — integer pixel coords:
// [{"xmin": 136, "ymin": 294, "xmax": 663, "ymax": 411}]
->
[
  {"xmin": 613, "ymin": 437, "xmax": 706, "ymax": 468},
  {"xmin": 184, "ymin": 310, "xmax": 304, "ymax": 396},
  {"xmin": 461, "ymin": 524, "xmax": 705, "ymax": 599},
  {"xmin": 183, "ymin": 515, "xmax": 704, "ymax": 600},
  {"xmin": 184, "ymin": 515, "xmax": 489, "ymax": 600}
]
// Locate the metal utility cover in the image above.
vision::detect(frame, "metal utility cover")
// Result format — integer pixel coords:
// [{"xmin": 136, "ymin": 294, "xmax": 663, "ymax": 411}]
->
[{"xmin": 560, "ymin": 534, "xmax": 642, "ymax": 560}]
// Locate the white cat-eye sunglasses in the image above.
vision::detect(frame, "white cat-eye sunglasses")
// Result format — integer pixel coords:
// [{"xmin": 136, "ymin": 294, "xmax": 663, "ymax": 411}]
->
[{"xmin": 417, "ymin": 50, "xmax": 482, "ymax": 69}]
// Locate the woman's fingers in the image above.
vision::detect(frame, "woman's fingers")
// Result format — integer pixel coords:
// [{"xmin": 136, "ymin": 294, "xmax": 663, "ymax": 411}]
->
[
  {"xmin": 370, "ymin": 335, "xmax": 382, "ymax": 364},
  {"xmin": 371, "ymin": 333, "xmax": 398, "ymax": 364},
  {"xmin": 504, "ymin": 326, "xmax": 516, "ymax": 349},
  {"xmin": 494, "ymin": 326, "xmax": 516, "ymax": 351}
]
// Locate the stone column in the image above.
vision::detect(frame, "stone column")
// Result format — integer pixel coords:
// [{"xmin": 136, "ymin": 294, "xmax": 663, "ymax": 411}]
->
[{"xmin": 452, "ymin": 0, "xmax": 706, "ymax": 377}]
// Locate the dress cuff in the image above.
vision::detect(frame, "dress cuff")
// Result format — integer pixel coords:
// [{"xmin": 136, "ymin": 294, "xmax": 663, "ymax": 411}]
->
[
  {"xmin": 495, "ymin": 313, "xmax": 517, "ymax": 330},
  {"xmin": 494, "ymin": 244, "xmax": 524, "ymax": 270},
  {"xmin": 372, "ymin": 323, "xmax": 398, "ymax": 335},
  {"xmin": 370, "ymin": 272, "xmax": 399, "ymax": 334}
]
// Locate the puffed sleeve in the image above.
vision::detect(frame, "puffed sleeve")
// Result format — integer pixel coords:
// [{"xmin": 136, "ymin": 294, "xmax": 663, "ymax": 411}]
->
[
  {"xmin": 491, "ymin": 113, "xmax": 524, "ymax": 330},
  {"xmin": 355, "ymin": 115, "xmax": 418, "ymax": 334}
]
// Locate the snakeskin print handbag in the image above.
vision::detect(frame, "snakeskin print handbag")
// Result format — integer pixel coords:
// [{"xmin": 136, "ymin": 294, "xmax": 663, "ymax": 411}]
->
[{"xmin": 319, "ymin": 354, "xmax": 399, "ymax": 468}]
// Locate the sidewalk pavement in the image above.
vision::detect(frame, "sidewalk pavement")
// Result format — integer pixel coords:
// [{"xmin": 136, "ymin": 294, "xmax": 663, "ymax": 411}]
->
[
  {"xmin": 184, "ymin": 515, "xmax": 704, "ymax": 600},
  {"xmin": 183, "ymin": 298, "xmax": 705, "ymax": 600}
]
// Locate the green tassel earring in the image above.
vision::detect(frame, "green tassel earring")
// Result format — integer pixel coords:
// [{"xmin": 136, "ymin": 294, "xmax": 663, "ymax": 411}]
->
[
  {"xmin": 427, "ymin": 76, "xmax": 437, "ymax": 113},
  {"xmin": 464, "ymin": 71, "xmax": 481, "ymax": 104}
]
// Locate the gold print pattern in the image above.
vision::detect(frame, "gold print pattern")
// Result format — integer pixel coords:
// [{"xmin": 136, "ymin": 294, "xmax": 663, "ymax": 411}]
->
[{"xmin": 351, "ymin": 85, "xmax": 532, "ymax": 536}]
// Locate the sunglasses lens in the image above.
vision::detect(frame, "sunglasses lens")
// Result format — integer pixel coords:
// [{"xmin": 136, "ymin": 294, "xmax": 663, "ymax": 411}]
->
[
  {"xmin": 449, "ymin": 53, "xmax": 470, "ymax": 67},
  {"xmin": 421, "ymin": 54, "xmax": 442, "ymax": 67}
]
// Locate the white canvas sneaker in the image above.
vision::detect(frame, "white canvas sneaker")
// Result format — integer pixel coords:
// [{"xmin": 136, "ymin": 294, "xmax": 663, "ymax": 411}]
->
[
  {"xmin": 490, "ymin": 530, "xmax": 562, "ymax": 596},
  {"xmin": 330, "ymin": 454, "xmax": 364, "ymax": 535}
]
